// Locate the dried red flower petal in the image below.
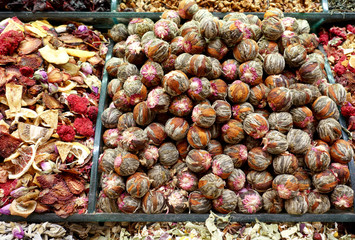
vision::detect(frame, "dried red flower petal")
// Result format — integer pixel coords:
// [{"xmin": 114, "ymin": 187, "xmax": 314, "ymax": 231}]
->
[
  {"xmin": 63, "ymin": 175, "xmax": 85, "ymax": 195},
  {"xmin": 0, "ymin": 132, "xmax": 22, "ymax": 158},
  {"xmin": 0, "ymin": 30, "xmax": 24, "ymax": 56}
]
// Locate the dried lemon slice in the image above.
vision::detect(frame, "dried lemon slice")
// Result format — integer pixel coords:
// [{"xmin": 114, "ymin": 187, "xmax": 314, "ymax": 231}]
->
[
  {"xmin": 65, "ymin": 48, "xmax": 96, "ymax": 59},
  {"xmin": 18, "ymin": 122, "xmax": 53, "ymax": 144},
  {"xmin": 5, "ymin": 108, "xmax": 38, "ymax": 120},
  {"xmin": 38, "ymin": 109, "xmax": 58, "ymax": 129},
  {"xmin": 58, "ymin": 80, "xmax": 77, "ymax": 93},
  {"xmin": 5, "ymin": 83, "xmax": 23, "ymax": 113},
  {"xmin": 55, "ymin": 141, "xmax": 73, "ymax": 163},
  {"xmin": 8, "ymin": 144, "xmax": 37, "ymax": 180},
  {"xmin": 349, "ymin": 56, "xmax": 355, "ymax": 69},
  {"xmin": 38, "ymin": 46, "xmax": 69, "ymax": 65},
  {"xmin": 70, "ymin": 142, "xmax": 91, "ymax": 165}
]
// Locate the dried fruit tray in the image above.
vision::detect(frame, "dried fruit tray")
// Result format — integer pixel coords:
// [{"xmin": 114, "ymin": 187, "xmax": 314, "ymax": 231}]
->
[{"xmin": 0, "ymin": 17, "xmax": 355, "ymax": 223}]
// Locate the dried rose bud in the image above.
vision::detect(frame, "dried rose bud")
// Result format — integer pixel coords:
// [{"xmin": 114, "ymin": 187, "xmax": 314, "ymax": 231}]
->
[
  {"xmin": 247, "ymin": 170, "xmax": 273, "ymax": 192},
  {"xmin": 126, "ymin": 172, "xmax": 151, "ymax": 198},
  {"xmin": 148, "ymin": 164, "xmax": 171, "ymax": 188},
  {"xmin": 187, "ymin": 124, "xmax": 211, "ymax": 149},
  {"xmin": 331, "ymin": 185, "xmax": 354, "ymax": 210},
  {"xmin": 243, "ymin": 113, "xmax": 269, "ymax": 139},
  {"xmin": 189, "ymin": 191, "xmax": 212, "ymax": 213},
  {"xmin": 159, "ymin": 142, "xmax": 179, "ymax": 166},
  {"xmin": 237, "ymin": 188, "xmax": 263, "ymax": 214},
  {"xmin": 198, "ymin": 173, "xmax": 225, "ymax": 199},
  {"xmin": 330, "ymin": 140, "xmax": 354, "ymax": 164},
  {"xmin": 114, "ymin": 151, "xmax": 140, "ymax": 176},
  {"xmin": 103, "ymin": 129, "xmax": 120, "ymax": 148},
  {"xmin": 119, "ymin": 127, "xmax": 148, "ymax": 152},
  {"xmin": 304, "ymin": 146, "xmax": 331, "ymax": 173},
  {"xmin": 165, "ymin": 117, "xmax": 189, "ymax": 141},
  {"xmin": 167, "ymin": 190, "xmax": 188, "ymax": 213},
  {"xmin": 262, "ymin": 130, "xmax": 288, "ymax": 155},
  {"xmin": 287, "ymin": 129, "xmax": 311, "ymax": 154},
  {"xmin": 312, "ymin": 169, "xmax": 338, "ymax": 193},
  {"xmin": 142, "ymin": 190, "xmax": 166, "ymax": 214},
  {"xmin": 140, "ymin": 61, "xmax": 164, "ymax": 88},
  {"xmin": 139, "ymin": 145, "xmax": 159, "ymax": 169},
  {"xmin": 285, "ymin": 193, "xmax": 308, "ymax": 215},
  {"xmin": 272, "ymin": 174, "xmax": 299, "ymax": 199},
  {"xmin": 186, "ymin": 149, "xmax": 212, "ymax": 173},
  {"xmin": 273, "ymin": 152, "xmax": 298, "ymax": 174},
  {"xmin": 317, "ymin": 118, "xmax": 342, "ymax": 144},
  {"xmin": 262, "ymin": 189, "xmax": 283, "ymax": 213},
  {"xmin": 144, "ymin": 122, "xmax": 167, "ymax": 146},
  {"xmin": 101, "ymin": 172, "xmax": 125, "ymax": 199},
  {"xmin": 213, "ymin": 189, "xmax": 238, "ymax": 214},
  {"xmin": 312, "ymin": 96, "xmax": 339, "ymax": 120},
  {"xmin": 308, "ymin": 190, "xmax": 330, "ymax": 214},
  {"xmin": 117, "ymin": 192, "xmax": 141, "ymax": 213},
  {"xmin": 212, "ymin": 154, "xmax": 234, "ymax": 179}
]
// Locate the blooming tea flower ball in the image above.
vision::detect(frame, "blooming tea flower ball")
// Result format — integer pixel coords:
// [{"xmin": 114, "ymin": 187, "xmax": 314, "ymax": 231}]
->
[
  {"xmin": 159, "ymin": 142, "xmax": 179, "ymax": 166},
  {"xmin": 307, "ymin": 190, "xmax": 331, "ymax": 214},
  {"xmin": 114, "ymin": 151, "xmax": 140, "ymax": 176},
  {"xmin": 233, "ymin": 39, "xmax": 259, "ymax": 63},
  {"xmin": 227, "ymin": 168, "xmax": 246, "ymax": 192},
  {"xmin": 285, "ymin": 193, "xmax": 308, "ymax": 215},
  {"xmin": 117, "ymin": 62, "xmax": 139, "ymax": 81},
  {"xmin": 213, "ymin": 189, "xmax": 238, "ymax": 214},
  {"xmin": 209, "ymin": 79, "xmax": 228, "ymax": 102},
  {"xmin": 239, "ymin": 60, "xmax": 263, "ymax": 86},
  {"xmin": 178, "ymin": 0, "xmax": 199, "ymax": 20},
  {"xmin": 186, "ymin": 149, "xmax": 212, "ymax": 173},
  {"xmin": 247, "ymin": 147, "xmax": 272, "ymax": 171},
  {"xmin": 283, "ymin": 43, "xmax": 307, "ymax": 68},
  {"xmin": 145, "ymin": 38, "xmax": 171, "ymax": 63},
  {"xmin": 247, "ymin": 170, "xmax": 273, "ymax": 192},
  {"xmin": 123, "ymin": 75, "xmax": 147, "ymax": 106},
  {"xmin": 165, "ymin": 117, "xmax": 189, "ymax": 141},
  {"xmin": 175, "ymin": 53, "xmax": 192, "ymax": 74},
  {"xmin": 183, "ymin": 31, "xmax": 206, "ymax": 54},
  {"xmin": 258, "ymin": 38, "xmax": 279, "ymax": 58},
  {"xmin": 139, "ymin": 145, "xmax": 159, "ymax": 168},
  {"xmin": 133, "ymin": 101, "xmax": 156, "ymax": 127},
  {"xmin": 125, "ymin": 42, "xmax": 145, "ymax": 65},
  {"xmin": 212, "ymin": 100, "xmax": 231, "ymax": 123},
  {"xmin": 219, "ymin": 20, "xmax": 244, "ymax": 47},
  {"xmin": 103, "ymin": 129, "xmax": 120, "ymax": 148},
  {"xmin": 224, "ymin": 144, "xmax": 248, "ymax": 168},
  {"xmin": 267, "ymin": 87, "xmax": 292, "ymax": 112},
  {"xmin": 325, "ymin": 83, "xmax": 346, "ymax": 106},
  {"xmin": 101, "ymin": 172, "xmax": 125, "ymax": 199},
  {"xmin": 126, "ymin": 172, "xmax": 151, "ymax": 198},
  {"xmin": 228, "ymin": 80, "xmax": 250, "ymax": 104},
  {"xmin": 188, "ymin": 54, "xmax": 213, "ymax": 78},
  {"xmin": 154, "ymin": 19, "xmax": 178, "ymax": 42},
  {"xmin": 268, "ymin": 112, "xmax": 293, "ymax": 134},
  {"xmin": 117, "ymin": 112, "xmax": 136, "ymax": 133},
  {"xmin": 189, "ymin": 191, "xmax": 212, "ymax": 213},
  {"xmin": 304, "ymin": 145, "xmax": 331, "ymax": 173},
  {"xmin": 198, "ymin": 173, "xmax": 225, "ymax": 199},
  {"xmin": 287, "ymin": 129, "xmax": 311, "ymax": 154},
  {"xmin": 261, "ymin": 16, "xmax": 285, "ymax": 41},
  {"xmin": 331, "ymin": 185, "xmax": 354, "ymax": 210},
  {"xmin": 120, "ymin": 127, "xmax": 148, "ymax": 152},
  {"xmin": 262, "ymin": 189, "xmax": 283, "ymax": 213},
  {"xmin": 312, "ymin": 96, "xmax": 339, "ymax": 120},
  {"xmin": 312, "ymin": 169, "xmax": 338, "ymax": 193},
  {"xmin": 207, "ymin": 38, "xmax": 229, "ymax": 60},
  {"xmin": 177, "ymin": 170, "xmax": 198, "ymax": 192},
  {"xmin": 207, "ymin": 140, "xmax": 223, "ymax": 158},
  {"xmin": 192, "ymin": 103, "xmax": 216, "ymax": 128},
  {"xmin": 263, "ymin": 53, "xmax": 285, "ymax": 75},
  {"xmin": 187, "ymin": 124, "xmax": 211, "ymax": 149},
  {"xmin": 117, "ymin": 193, "xmax": 141, "ymax": 213},
  {"xmin": 237, "ymin": 188, "xmax": 263, "ymax": 214},
  {"xmin": 317, "ymin": 118, "xmax": 342, "ymax": 144},
  {"xmin": 200, "ymin": 17, "xmax": 220, "ymax": 40},
  {"xmin": 161, "ymin": 10, "xmax": 181, "ymax": 26},
  {"xmin": 101, "ymin": 107, "xmax": 122, "ymax": 129},
  {"xmin": 142, "ymin": 190, "xmax": 166, "ymax": 214},
  {"xmin": 187, "ymin": 77, "xmax": 211, "ymax": 101},
  {"xmin": 109, "ymin": 23, "xmax": 129, "ymax": 42},
  {"xmin": 249, "ymin": 83, "xmax": 270, "ymax": 109},
  {"xmin": 140, "ymin": 61, "xmax": 164, "ymax": 88},
  {"xmin": 264, "ymin": 74, "xmax": 290, "ymax": 90},
  {"xmin": 221, "ymin": 119, "xmax": 245, "ymax": 144},
  {"xmin": 290, "ymin": 106, "xmax": 314, "ymax": 128},
  {"xmin": 144, "ymin": 122, "xmax": 166, "ymax": 146},
  {"xmin": 299, "ymin": 60, "xmax": 324, "ymax": 84},
  {"xmin": 272, "ymin": 174, "xmax": 299, "ymax": 199},
  {"xmin": 273, "ymin": 152, "xmax": 298, "ymax": 175},
  {"xmin": 163, "ymin": 70, "xmax": 189, "ymax": 96},
  {"xmin": 128, "ymin": 18, "xmax": 154, "ymax": 37},
  {"xmin": 212, "ymin": 154, "xmax": 234, "ymax": 179},
  {"xmin": 243, "ymin": 113, "xmax": 269, "ymax": 139},
  {"xmin": 169, "ymin": 94, "xmax": 194, "ymax": 117},
  {"xmin": 262, "ymin": 130, "xmax": 288, "ymax": 155},
  {"xmin": 330, "ymin": 139, "xmax": 354, "ymax": 164},
  {"xmin": 231, "ymin": 102, "xmax": 254, "ymax": 122}
]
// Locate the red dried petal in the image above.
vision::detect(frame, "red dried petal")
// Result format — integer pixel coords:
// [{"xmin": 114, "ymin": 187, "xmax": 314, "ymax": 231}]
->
[
  {"xmin": 0, "ymin": 132, "xmax": 22, "ymax": 158},
  {"xmin": 54, "ymin": 201, "xmax": 76, "ymax": 218},
  {"xmin": 36, "ymin": 174, "xmax": 57, "ymax": 189},
  {"xmin": 63, "ymin": 175, "xmax": 85, "ymax": 195},
  {"xmin": 0, "ymin": 179, "xmax": 18, "ymax": 197},
  {"xmin": 39, "ymin": 192, "xmax": 57, "ymax": 205},
  {"xmin": 50, "ymin": 180, "xmax": 73, "ymax": 201}
]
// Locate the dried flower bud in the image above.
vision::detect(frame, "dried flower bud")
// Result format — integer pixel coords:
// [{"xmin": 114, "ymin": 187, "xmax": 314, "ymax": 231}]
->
[
  {"xmin": 268, "ymin": 112, "xmax": 293, "ymax": 134},
  {"xmin": 331, "ymin": 185, "xmax": 354, "ymax": 210},
  {"xmin": 154, "ymin": 19, "xmax": 178, "ymax": 41},
  {"xmin": 273, "ymin": 152, "xmax": 298, "ymax": 174},
  {"xmin": 237, "ymin": 188, "xmax": 263, "ymax": 214},
  {"xmin": 221, "ymin": 59, "xmax": 239, "ymax": 82},
  {"xmin": 247, "ymin": 170, "xmax": 273, "ymax": 192},
  {"xmin": 243, "ymin": 113, "xmax": 269, "ymax": 139},
  {"xmin": 125, "ymin": 42, "xmax": 145, "ymax": 65},
  {"xmin": 312, "ymin": 169, "xmax": 338, "ymax": 193},
  {"xmin": 287, "ymin": 129, "xmax": 311, "ymax": 154},
  {"xmin": 221, "ymin": 119, "xmax": 245, "ymax": 144},
  {"xmin": 101, "ymin": 172, "xmax": 125, "ymax": 199},
  {"xmin": 167, "ymin": 190, "xmax": 188, "ymax": 213},
  {"xmin": 272, "ymin": 174, "xmax": 299, "ymax": 199},
  {"xmin": 187, "ymin": 124, "xmax": 211, "ymax": 149},
  {"xmin": 262, "ymin": 130, "xmax": 288, "ymax": 155},
  {"xmin": 117, "ymin": 193, "xmax": 141, "ymax": 213},
  {"xmin": 142, "ymin": 190, "xmax": 166, "ymax": 214},
  {"xmin": 308, "ymin": 190, "xmax": 330, "ymax": 214},
  {"xmin": 126, "ymin": 172, "xmax": 151, "ymax": 198},
  {"xmin": 187, "ymin": 77, "xmax": 211, "ymax": 101},
  {"xmin": 186, "ymin": 149, "xmax": 212, "ymax": 173},
  {"xmin": 148, "ymin": 164, "xmax": 171, "ymax": 188}
]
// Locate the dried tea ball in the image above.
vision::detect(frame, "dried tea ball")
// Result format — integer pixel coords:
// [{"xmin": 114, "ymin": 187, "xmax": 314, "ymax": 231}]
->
[
  {"xmin": 213, "ymin": 189, "xmax": 238, "ymax": 214},
  {"xmin": 212, "ymin": 154, "xmax": 234, "ymax": 179},
  {"xmin": 326, "ymin": 83, "xmax": 346, "ymax": 106},
  {"xmin": 299, "ymin": 60, "xmax": 323, "ymax": 84},
  {"xmin": 231, "ymin": 102, "xmax": 254, "ymax": 122},
  {"xmin": 139, "ymin": 145, "xmax": 159, "ymax": 168},
  {"xmin": 224, "ymin": 144, "xmax": 248, "ymax": 168},
  {"xmin": 330, "ymin": 185, "xmax": 354, "ymax": 210},
  {"xmin": 212, "ymin": 100, "xmax": 231, "ymax": 123},
  {"xmin": 128, "ymin": 18, "xmax": 154, "ymax": 37},
  {"xmin": 330, "ymin": 140, "xmax": 354, "ymax": 164},
  {"xmin": 161, "ymin": 10, "xmax": 181, "ymax": 26},
  {"xmin": 107, "ymin": 78, "xmax": 123, "ymax": 98},
  {"xmin": 193, "ymin": 9, "xmax": 213, "ymax": 22},
  {"xmin": 262, "ymin": 130, "xmax": 288, "ymax": 155},
  {"xmin": 126, "ymin": 172, "xmax": 151, "ymax": 198},
  {"xmin": 117, "ymin": 193, "xmax": 141, "ymax": 213},
  {"xmin": 264, "ymin": 8, "xmax": 284, "ymax": 19},
  {"xmin": 239, "ymin": 60, "xmax": 263, "ymax": 86},
  {"xmin": 126, "ymin": 34, "xmax": 141, "ymax": 45},
  {"xmin": 227, "ymin": 168, "xmax": 246, "ymax": 192},
  {"xmin": 263, "ymin": 53, "xmax": 285, "ymax": 75},
  {"xmin": 207, "ymin": 38, "xmax": 229, "ymax": 60},
  {"xmin": 169, "ymin": 94, "xmax": 194, "ymax": 117},
  {"xmin": 145, "ymin": 38, "xmax": 171, "ymax": 63},
  {"xmin": 304, "ymin": 146, "xmax": 331, "ymax": 173},
  {"xmin": 317, "ymin": 118, "xmax": 342, "ymax": 144},
  {"xmin": 247, "ymin": 170, "xmax": 273, "ymax": 192},
  {"xmin": 114, "ymin": 151, "xmax": 140, "ymax": 176},
  {"xmin": 290, "ymin": 106, "xmax": 314, "ymax": 128},
  {"xmin": 330, "ymin": 163, "xmax": 350, "ymax": 184},
  {"xmin": 133, "ymin": 101, "xmax": 156, "ymax": 127},
  {"xmin": 207, "ymin": 140, "xmax": 223, "ymax": 158},
  {"xmin": 163, "ymin": 70, "xmax": 189, "ymax": 96},
  {"xmin": 154, "ymin": 19, "xmax": 178, "ymax": 41},
  {"xmin": 297, "ymin": 19, "xmax": 310, "ymax": 34},
  {"xmin": 101, "ymin": 107, "xmax": 122, "ymax": 129},
  {"xmin": 198, "ymin": 173, "xmax": 225, "ymax": 199},
  {"xmin": 219, "ymin": 20, "xmax": 244, "ymax": 47},
  {"xmin": 186, "ymin": 149, "xmax": 212, "ymax": 173},
  {"xmin": 283, "ymin": 43, "xmax": 307, "ymax": 68},
  {"xmin": 249, "ymin": 83, "xmax": 270, "ymax": 109},
  {"xmin": 289, "ymin": 83, "xmax": 314, "ymax": 107},
  {"xmin": 145, "ymin": 91, "xmax": 169, "ymax": 116},
  {"xmin": 183, "ymin": 31, "xmax": 206, "ymax": 54},
  {"xmin": 261, "ymin": 16, "xmax": 285, "ymax": 41},
  {"xmin": 233, "ymin": 39, "xmax": 259, "ymax": 63},
  {"xmin": 106, "ymin": 57, "xmax": 125, "ymax": 77},
  {"xmin": 272, "ymin": 174, "xmax": 299, "ymax": 199},
  {"xmin": 247, "ymin": 14, "xmax": 262, "ymax": 27},
  {"xmin": 170, "ymin": 36, "xmax": 185, "ymax": 55},
  {"xmin": 180, "ymin": 20, "xmax": 200, "ymax": 37},
  {"xmin": 97, "ymin": 192, "xmax": 119, "ymax": 213},
  {"xmin": 245, "ymin": 135, "xmax": 262, "ymax": 151},
  {"xmin": 99, "ymin": 148, "xmax": 117, "ymax": 173},
  {"xmin": 307, "ymin": 190, "xmax": 330, "ymax": 214},
  {"xmin": 312, "ymin": 96, "xmax": 339, "ymax": 120},
  {"xmin": 103, "ymin": 129, "xmax": 120, "ymax": 148},
  {"xmin": 273, "ymin": 152, "xmax": 298, "ymax": 175},
  {"xmin": 268, "ymin": 112, "xmax": 293, "ymax": 134},
  {"xmin": 101, "ymin": 172, "xmax": 125, "ymax": 199},
  {"xmin": 125, "ymin": 42, "xmax": 146, "ymax": 65},
  {"xmin": 285, "ymin": 194, "xmax": 308, "ymax": 215},
  {"xmin": 312, "ymin": 169, "xmax": 338, "ymax": 193},
  {"xmin": 243, "ymin": 113, "xmax": 269, "ymax": 139},
  {"xmin": 165, "ymin": 117, "xmax": 189, "ymax": 141},
  {"xmin": 161, "ymin": 54, "xmax": 177, "ymax": 73},
  {"xmin": 228, "ymin": 80, "xmax": 250, "ymax": 104},
  {"xmin": 111, "ymin": 39, "xmax": 126, "ymax": 58},
  {"xmin": 178, "ymin": 0, "xmax": 199, "ymax": 20},
  {"xmin": 187, "ymin": 77, "xmax": 211, "ymax": 101},
  {"xmin": 287, "ymin": 129, "xmax": 311, "ymax": 155},
  {"xmin": 187, "ymin": 124, "xmax": 211, "ymax": 149},
  {"xmin": 221, "ymin": 119, "xmax": 245, "ymax": 144},
  {"xmin": 189, "ymin": 191, "xmax": 212, "ymax": 213},
  {"xmin": 262, "ymin": 189, "xmax": 283, "ymax": 213},
  {"xmin": 247, "ymin": 147, "xmax": 272, "ymax": 171},
  {"xmin": 237, "ymin": 188, "xmax": 263, "ymax": 214},
  {"xmin": 148, "ymin": 164, "xmax": 171, "ymax": 188},
  {"xmin": 247, "ymin": 24, "xmax": 262, "ymax": 41},
  {"xmin": 188, "ymin": 54, "xmax": 212, "ymax": 77},
  {"xmin": 109, "ymin": 23, "xmax": 129, "ymax": 42},
  {"xmin": 264, "ymin": 75, "xmax": 289, "ymax": 91},
  {"xmin": 299, "ymin": 33, "xmax": 319, "ymax": 54},
  {"xmin": 123, "ymin": 75, "xmax": 147, "ymax": 106},
  {"xmin": 120, "ymin": 127, "xmax": 148, "ymax": 152},
  {"xmin": 200, "ymin": 17, "xmax": 219, "ymax": 40},
  {"xmin": 117, "ymin": 113, "xmax": 136, "ymax": 133},
  {"xmin": 142, "ymin": 190, "xmax": 166, "ymax": 214},
  {"xmin": 278, "ymin": 30, "xmax": 300, "ymax": 53},
  {"xmin": 192, "ymin": 104, "xmax": 216, "ymax": 128},
  {"xmin": 167, "ymin": 190, "xmax": 188, "ymax": 213},
  {"xmin": 282, "ymin": 17, "xmax": 298, "ymax": 32},
  {"xmin": 221, "ymin": 59, "xmax": 239, "ymax": 82},
  {"xmin": 223, "ymin": 12, "xmax": 249, "ymax": 23},
  {"xmin": 140, "ymin": 61, "xmax": 164, "ymax": 88},
  {"xmin": 208, "ymin": 79, "xmax": 228, "ymax": 102},
  {"xmin": 175, "ymin": 53, "xmax": 192, "ymax": 74},
  {"xmin": 117, "ymin": 62, "xmax": 139, "ymax": 81},
  {"xmin": 258, "ymin": 38, "xmax": 279, "ymax": 58},
  {"xmin": 267, "ymin": 87, "xmax": 292, "ymax": 112},
  {"xmin": 177, "ymin": 170, "xmax": 198, "ymax": 192},
  {"xmin": 158, "ymin": 142, "xmax": 179, "ymax": 166}
]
